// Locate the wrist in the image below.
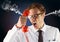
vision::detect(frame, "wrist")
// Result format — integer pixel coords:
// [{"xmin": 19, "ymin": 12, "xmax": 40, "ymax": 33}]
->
[{"xmin": 15, "ymin": 24, "xmax": 22, "ymax": 28}]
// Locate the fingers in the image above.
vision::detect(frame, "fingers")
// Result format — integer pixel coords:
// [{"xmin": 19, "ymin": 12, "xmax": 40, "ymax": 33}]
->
[{"xmin": 16, "ymin": 16, "xmax": 27, "ymax": 28}]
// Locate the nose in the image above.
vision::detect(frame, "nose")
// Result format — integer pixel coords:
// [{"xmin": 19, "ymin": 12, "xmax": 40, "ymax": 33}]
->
[
  {"xmin": 32, "ymin": 17, "xmax": 37, "ymax": 22},
  {"xmin": 33, "ymin": 15, "xmax": 37, "ymax": 19}
]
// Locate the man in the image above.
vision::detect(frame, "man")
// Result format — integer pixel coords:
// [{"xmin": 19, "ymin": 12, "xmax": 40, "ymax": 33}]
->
[{"xmin": 3, "ymin": 3, "xmax": 60, "ymax": 42}]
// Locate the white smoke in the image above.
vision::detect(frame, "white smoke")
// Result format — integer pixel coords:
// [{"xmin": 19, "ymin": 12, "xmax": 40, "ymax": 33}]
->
[
  {"xmin": 46, "ymin": 10, "xmax": 60, "ymax": 17},
  {"xmin": 1, "ymin": 0, "xmax": 22, "ymax": 15},
  {"xmin": 1, "ymin": 0, "xmax": 60, "ymax": 17}
]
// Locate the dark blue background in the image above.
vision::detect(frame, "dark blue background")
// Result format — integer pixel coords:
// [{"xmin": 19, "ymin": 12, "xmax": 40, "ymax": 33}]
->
[{"xmin": 0, "ymin": 0, "xmax": 60, "ymax": 42}]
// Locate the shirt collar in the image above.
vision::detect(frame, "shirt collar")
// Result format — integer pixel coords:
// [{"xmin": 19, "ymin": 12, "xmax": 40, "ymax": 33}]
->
[
  {"xmin": 41, "ymin": 24, "xmax": 46, "ymax": 32},
  {"xmin": 30, "ymin": 24, "xmax": 46, "ymax": 33}
]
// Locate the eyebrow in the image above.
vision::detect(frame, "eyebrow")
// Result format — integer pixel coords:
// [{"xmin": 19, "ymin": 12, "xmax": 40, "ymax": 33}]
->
[
  {"xmin": 35, "ymin": 13, "xmax": 42, "ymax": 15},
  {"xmin": 34, "ymin": 12, "xmax": 43, "ymax": 14},
  {"xmin": 28, "ymin": 13, "xmax": 43, "ymax": 16}
]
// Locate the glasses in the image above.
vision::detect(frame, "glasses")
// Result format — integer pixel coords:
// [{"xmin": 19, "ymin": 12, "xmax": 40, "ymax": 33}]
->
[{"xmin": 28, "ymin": 13, "xmax": 42, "ymax": 19}]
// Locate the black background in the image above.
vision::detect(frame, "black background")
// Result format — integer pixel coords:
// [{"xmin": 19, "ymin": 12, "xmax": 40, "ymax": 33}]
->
[{"xmin": 0, "ymin": 0, "xmax": 60, "ymax": 42}]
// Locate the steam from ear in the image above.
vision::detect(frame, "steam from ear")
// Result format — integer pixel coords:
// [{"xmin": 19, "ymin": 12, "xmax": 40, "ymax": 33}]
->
[{"xmin": 1, "ymin": 0, "xmax": 60, "ymax": 17}]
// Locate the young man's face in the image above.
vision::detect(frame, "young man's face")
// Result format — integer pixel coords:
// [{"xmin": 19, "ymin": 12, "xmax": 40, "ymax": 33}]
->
[{"xmin": 28, "ymin": 8, "xmax": 45, "ymax": 29}]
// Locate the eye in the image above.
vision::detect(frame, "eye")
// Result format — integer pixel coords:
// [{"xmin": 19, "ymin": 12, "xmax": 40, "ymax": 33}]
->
[
  {"xmin": 35, "ymin": 14, "xmax": 40, "ymax": 17},
  {"xmin": 34, "ymin": 14, "xmax": 38, "ymax": 17}
]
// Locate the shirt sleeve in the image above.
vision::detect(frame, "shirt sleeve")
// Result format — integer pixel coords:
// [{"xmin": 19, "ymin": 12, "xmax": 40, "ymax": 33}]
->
[
  {"xmin": 57, "ymin": 32, "xmax": 60, "ymax": 42},
  {"xmin": 3, "ymin": 25, "xmax": 20, "ymax": 42},
  {"xmin": 55, "ymin": 28, "xmax": 60, "ymax": 42}
]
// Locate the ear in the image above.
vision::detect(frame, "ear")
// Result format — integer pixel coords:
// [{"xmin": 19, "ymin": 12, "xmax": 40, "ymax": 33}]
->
[
  {"xmin": 22, "ymin": 9, "xmax": 29, "ymax": 16},
  {"xmin": 42, "ymin": 12, "xmax": 45, "ymax": 18}
]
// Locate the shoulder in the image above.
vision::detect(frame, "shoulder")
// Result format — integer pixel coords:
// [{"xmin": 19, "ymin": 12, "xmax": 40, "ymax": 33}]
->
[
  {"xmin": 44, "ymin": 25, "xmax": 60, "ymax": 41},
  {"xmin": 45, "ymin": 24, "xmax": 59, "ymax": 32},
  {"xmin": 45, "ymin": 24, "xmax": 59, "ymax": 35},
  {"xmin": 45, "ymin": 24, "xmax": 59, "ymax": 36}
]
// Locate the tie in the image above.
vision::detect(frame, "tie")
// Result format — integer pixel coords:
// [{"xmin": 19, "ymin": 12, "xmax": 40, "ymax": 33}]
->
[{"xmin": 38, "ymin": 30, "xmax": 43, "ymax": 42}]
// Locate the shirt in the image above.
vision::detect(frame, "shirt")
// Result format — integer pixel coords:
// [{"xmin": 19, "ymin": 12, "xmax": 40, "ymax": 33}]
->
[{"xmin": 3, "ymin": 24, "xmax": 60, "ymax": 42}]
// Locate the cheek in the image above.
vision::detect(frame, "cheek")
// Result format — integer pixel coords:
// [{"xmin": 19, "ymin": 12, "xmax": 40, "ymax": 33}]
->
[
  {"xmin": 37, "ymin": 19, "xmax": 41, "ymax": 23},
  {"xmin": 37, "ymin": 17, "xmax": 43, "ymax": 22}
]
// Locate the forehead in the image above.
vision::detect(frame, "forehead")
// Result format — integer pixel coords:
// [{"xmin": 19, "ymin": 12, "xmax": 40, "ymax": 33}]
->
[{"xmin": 29, "ymin": 8, "xmax": 41, "ymax": 15}]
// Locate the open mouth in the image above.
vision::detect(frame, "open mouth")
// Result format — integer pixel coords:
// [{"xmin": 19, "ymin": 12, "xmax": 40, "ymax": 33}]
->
[
  {"xmin": 33, "ymin": 23, "xmax": 37, "ymax": 25},
  {"xmin": 32, "ymin": 21, "xmax": 38, "ymax": 27}
]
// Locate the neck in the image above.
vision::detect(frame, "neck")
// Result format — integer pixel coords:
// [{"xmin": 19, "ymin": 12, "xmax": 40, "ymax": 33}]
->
[{"xmin": 39, "ymin": 23, "xmax": 44, "ymax": 30}]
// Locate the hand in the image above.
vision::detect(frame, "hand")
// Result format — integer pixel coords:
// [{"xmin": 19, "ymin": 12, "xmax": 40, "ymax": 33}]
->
[{"xmin": 16, "ymin": 15, "xmax": 27, "ymax": 28}]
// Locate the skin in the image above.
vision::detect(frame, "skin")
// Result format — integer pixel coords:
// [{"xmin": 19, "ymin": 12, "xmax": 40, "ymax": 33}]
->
[{"xmin": 16, "ymin": 8, "xmax": 45, "ymax": 30}]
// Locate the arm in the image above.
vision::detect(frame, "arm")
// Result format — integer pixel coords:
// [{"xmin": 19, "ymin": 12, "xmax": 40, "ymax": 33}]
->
[
  {"xmin": 57, "ymin": 32, "xmax": 60, "ymax": 42},
  {"xmin": 3, "ymin": 25, "xmax": 20, "ymax": 42},
  {"xmin": 3, "ymin": 16, "xmax": 27, "ymax": 42},
  {"xmin": 55, "ymin": 28, "xmax": 60, "ymax": 42}
]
